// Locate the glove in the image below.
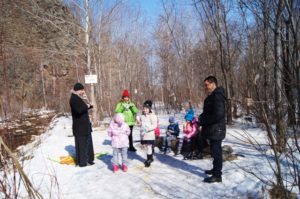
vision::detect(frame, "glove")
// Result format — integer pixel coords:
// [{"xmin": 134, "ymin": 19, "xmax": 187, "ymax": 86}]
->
[
  {"xmin": 128, "ymin": 103, "xmax": 134, "ymax": 110},
  {"xmin": 143, "ymin": 126, "xmax": 149, "ymax": 133}
]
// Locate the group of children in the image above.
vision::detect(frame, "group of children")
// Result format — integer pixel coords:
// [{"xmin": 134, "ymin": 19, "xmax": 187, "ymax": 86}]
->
[
  {"xmin": 164, "ymin": 108, "xmax": 203, "ymax": 160},
  {"xmin": 107, "ymin": 100, "xmax": 202, "ymax": 173}
]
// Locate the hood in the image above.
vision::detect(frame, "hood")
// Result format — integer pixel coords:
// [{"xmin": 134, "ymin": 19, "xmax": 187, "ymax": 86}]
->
[{"xmin": 114, "ymin": 113, "xmax": 125, "ymax": 124}]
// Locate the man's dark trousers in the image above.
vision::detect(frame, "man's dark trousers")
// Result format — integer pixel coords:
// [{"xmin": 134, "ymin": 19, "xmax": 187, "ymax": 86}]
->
[{"xmin": 210, "ymin": 139, "xmax": 222, "ymax": 177}]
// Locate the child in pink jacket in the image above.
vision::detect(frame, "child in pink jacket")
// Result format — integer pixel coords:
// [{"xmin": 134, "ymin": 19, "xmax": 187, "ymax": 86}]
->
[
  {"xmin": 107, "ymin": 113, "xmax": 130, "ymax": 172},
  {"xmin": 177, "ymin": 109, "xmax": 198, "ymax": 159}
]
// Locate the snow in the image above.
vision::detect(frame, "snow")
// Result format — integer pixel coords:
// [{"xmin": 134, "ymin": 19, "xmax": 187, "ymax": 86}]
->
[{"xmin": 12, "ymin": 113, "xmax": 300, "ymax": 199}]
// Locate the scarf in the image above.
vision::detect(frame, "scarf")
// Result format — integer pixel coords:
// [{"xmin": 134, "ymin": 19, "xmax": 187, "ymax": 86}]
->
[{"xmin": 71, "ymin": 89, "xmax": 91, "ymax": 107}]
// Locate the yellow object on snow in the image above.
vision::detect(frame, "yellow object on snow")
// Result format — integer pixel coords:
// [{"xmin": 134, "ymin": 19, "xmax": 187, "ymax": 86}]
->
[
  {"xmin": 49, "ymin": 152, "xmax": 108, "ymax": 165},
  {"xmin": 59, "ymin": 156, "xmax": 76, "ymax": 165}
]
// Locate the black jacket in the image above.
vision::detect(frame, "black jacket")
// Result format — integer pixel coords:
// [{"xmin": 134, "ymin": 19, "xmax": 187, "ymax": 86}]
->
[
  {"xmin": 198, "ymin": 87, "xmax": 226, "ymax": 140},
  {"xmin": 70, "ymin": 93, "xmax": 91, "ymax": 137}
]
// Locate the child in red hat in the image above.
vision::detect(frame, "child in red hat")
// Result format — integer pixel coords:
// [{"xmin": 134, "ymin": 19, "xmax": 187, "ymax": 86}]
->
[{"xmin": 115, "ymin": 89, "xmax": 139, "ymax": 151}]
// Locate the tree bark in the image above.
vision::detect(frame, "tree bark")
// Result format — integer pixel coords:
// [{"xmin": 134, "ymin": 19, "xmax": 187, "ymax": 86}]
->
[
  {"xmin": 85, "ymin": 0, "xmax": 98, "ymax": 125},
  {"xmin": 274, "ymin": 0, "xmax": 286, "ymax": 152}
]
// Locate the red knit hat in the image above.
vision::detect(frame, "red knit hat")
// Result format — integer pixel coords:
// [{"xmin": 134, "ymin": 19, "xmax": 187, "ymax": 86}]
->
[{"xmin": 122, "ymin": 89, "xmax": 130, "ymax": 98}]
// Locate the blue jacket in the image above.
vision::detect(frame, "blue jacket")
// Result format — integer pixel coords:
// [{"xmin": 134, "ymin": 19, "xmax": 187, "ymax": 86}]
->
[{"xmin": 166, "ymin": 123, "xmax": 180, "ymax": 137}]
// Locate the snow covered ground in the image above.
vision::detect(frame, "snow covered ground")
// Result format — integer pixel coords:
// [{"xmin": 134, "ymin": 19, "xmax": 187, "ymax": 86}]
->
[{"xmin": 15, "ymin": 113, "xmax": 299, "ymax": 199}]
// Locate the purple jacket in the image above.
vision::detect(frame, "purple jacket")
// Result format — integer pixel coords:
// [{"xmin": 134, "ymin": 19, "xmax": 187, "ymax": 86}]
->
[{"xmin": 107, "ymin": 113, "xmax": 130, "ymax": 148}]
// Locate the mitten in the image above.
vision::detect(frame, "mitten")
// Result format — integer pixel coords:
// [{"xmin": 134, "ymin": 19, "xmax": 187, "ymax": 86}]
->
[{"xmin": 128, "ymin": 102, "xmax": 134, "ymax": 108}]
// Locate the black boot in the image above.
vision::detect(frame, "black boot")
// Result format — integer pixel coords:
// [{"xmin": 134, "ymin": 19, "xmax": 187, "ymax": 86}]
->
[
  {"xmin": 196, "ymin": 152, "xmax": 203, "ymax": 159},
  {"xmin": 192, "ymin": 152, "xmax": 203, "ymax": 160},
  {"xmin": 144, "ymin": 154, "xmax": 153, "ymax": 167},
  {"xmin": 183, "ymin": 152, "xmax": 193, "ymax": 160},
  {"xmin": 204, "ymin": 169, "xmax": 214, "ymax": 175},
  {"xmin": 163, "ymin": 147, "xmax": 167, "ymax": 154},
  {"xmin": 173, "ymin": 148, "xmax": 179, "ymax": 156},
  {"xmin": 147, "ymin": 154, "xmax": 153, "ymax": 164},
  {"xmin": 203, "ymin": 175, "xmax": 222, "ymax": 183}
]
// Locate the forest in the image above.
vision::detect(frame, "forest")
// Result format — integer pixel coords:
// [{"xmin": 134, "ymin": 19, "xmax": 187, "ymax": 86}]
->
[{"xmin": 0, "ymin": 0, "xmax": 300, "ymax": 198}]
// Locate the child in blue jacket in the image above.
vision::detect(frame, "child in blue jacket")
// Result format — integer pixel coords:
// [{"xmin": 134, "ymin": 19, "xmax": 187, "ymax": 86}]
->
[{"xmin": 164, "ymin": 116, "xmax": 180, "ymax": 154}]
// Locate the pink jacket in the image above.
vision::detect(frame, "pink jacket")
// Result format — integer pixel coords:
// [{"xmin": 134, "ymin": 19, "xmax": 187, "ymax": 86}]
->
[
  {"xmin": 183, "ymin": 119, "xmax": 198, "ymax": 139},
  {"xmin": 107, "ymin": 113, "xmax": 130, "ymax": 148}
]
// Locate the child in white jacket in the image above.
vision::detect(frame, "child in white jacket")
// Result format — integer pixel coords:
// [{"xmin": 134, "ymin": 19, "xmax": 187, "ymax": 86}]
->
[
  {"xmin": 136, "ymin": 100, "xmax": 158, "ymax": 167},
  {"xmin": 107, "ymin": 113, "xmax": 130, "ymax": 172}
]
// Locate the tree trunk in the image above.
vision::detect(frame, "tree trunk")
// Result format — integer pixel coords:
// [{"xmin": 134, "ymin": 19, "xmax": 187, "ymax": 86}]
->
[
  {"xmin": 40, "ymin": 64, "xmax": 47, "ymax": 109},
  {"xmin": 274, "ymin": 0, "xmax": 286, "ymax": 152},
  {"xmin": 262, "ymin": 0, "xmax": 270, "ymax": 122},
  {"xmin": 85, "ymin": 0, "xmax": 98, "ymax": 125},
  {"xmin": 0, "ymin": 14, "xmax": 11, "ymax": 118},
  {"xmin": 283, "ymin": 19, "xmax": 296, "ymax": 126}
]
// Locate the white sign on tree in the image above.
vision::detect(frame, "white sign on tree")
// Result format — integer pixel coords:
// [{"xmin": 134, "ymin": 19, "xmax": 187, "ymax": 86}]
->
[{"xmin": 85, "ymin": 75, "xmax": 97, "ymax": 84}]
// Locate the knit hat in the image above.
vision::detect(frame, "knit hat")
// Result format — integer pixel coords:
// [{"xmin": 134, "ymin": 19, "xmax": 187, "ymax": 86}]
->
[
  {"xmin": 184, "ymin": 109, "xmax": 194, "ymax": 122},
  {"xmin": 73, "ymin": 83, "xmax": 84, "ymax": 91},
  {"xmin": 143, "ymin": 100, "xmax": 152, "ymax": 109},
  {"xmin": 122, "ymin": 89, "xmax": 130, "ymax": 98},
  {"xmin": 169, "ymin": 116, "xmax": 175, "ymax": 124}
]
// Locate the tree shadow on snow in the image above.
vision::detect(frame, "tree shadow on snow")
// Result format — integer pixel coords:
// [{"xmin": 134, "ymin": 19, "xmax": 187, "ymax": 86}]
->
[
  {"xmin": 65, "ymin": 145, "xmax": 75, "ymax": 156},
  {"xmin": 155, "ymin": 153, "xmax": 206, "ymax": 177}
]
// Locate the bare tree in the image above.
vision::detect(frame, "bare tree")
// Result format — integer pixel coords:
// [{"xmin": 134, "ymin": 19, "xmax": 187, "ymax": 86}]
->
[{"xmin": 194, "ymin": 0, "xmax": 242, "ymax": 124}]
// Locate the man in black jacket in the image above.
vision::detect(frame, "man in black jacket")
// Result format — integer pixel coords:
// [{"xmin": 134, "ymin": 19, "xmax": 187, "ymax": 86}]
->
[
  {"xmin": 198, "ymin": 76, "xmax": 226, "ymax": 183},
  {"xmin": 70, "ymin": 83, "xmax": 94, "ymax": 167}
]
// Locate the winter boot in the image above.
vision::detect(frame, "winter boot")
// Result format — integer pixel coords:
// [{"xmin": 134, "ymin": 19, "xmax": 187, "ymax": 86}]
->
[
  {"xmin": 144, "ymin": 159, "xmax": 150, "ymax": 167},
  {"xmin": 196, "ymin": 152, "xmax": 203, "ymax": 159},
  {"xmin": 122, "ymin": 164, "xmax": 128, "ymax": 172},
  {"xmin": 144, "ymin": 154, "xmax": 153, "ymax": 167},
  {"xmin": 183, "ymin": 152, "xmax": 193, "ymax": 160},
  {"xmin": 163, "ymin": 147, "xmax": 167, "ymax": 154},
  {"xmin": 174, "ymin": 148, "xmax": 179, "ymax": 156},
  {"xmin": 204, "ymin": 169, "xmax": 214, "ymax": 175},
  {"xmin": 112, "ymin": 164, "xmax": 119, "ymax": 173},
  {"xmin": 203, "ymin": 175, "xmax": 222, "ymax": 183}
]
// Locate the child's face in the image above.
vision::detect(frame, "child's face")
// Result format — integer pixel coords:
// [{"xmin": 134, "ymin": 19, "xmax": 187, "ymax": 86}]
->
[
  {"xmin": 143, "ymin": 107, "xmax": 150, "ymax": 114},
  {"xmin": 123, "ymin": 96, "xmax": 129, "ymax": 101}
]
